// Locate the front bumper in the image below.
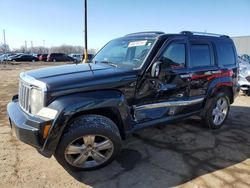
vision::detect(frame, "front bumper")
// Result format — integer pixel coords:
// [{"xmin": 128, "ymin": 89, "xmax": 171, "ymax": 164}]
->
[{"xmin": 7, "ymin": 100, "xmax": 52, "ymax": 156}]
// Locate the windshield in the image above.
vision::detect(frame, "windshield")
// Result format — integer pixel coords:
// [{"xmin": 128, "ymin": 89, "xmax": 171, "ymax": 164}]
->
[{"xmin": 92, "ymin": 38, "xmax": 155, "ymax": 68}]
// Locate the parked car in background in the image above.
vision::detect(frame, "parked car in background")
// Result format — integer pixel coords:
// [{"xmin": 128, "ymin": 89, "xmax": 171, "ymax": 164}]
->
[
  {"xmin": 47, "ymin": 53, "xmax": 74, "ymax": 62},
  {"xmin": 6, "ymin": 53, "xmax": 23, "ymax": 61},
  {"xmin": 0, "ymin": 53, "xmax": 17, "ymax": 62},
  {"xmin": 239, "ymin": 57, "xmax": 250, "ymax": 95},
  {"xmin": 84, "ymin": 53, "xmax": 94, "ymax": 61},
  {"xmin": 39, "ymin": 54, "xmax": 48, "ymax": 61},
  {"xmin": 69, "ymin": 54, "xmax": 82, "ymax": 62},
  {"xmin": 240, "ymin": 54, "xmax": 250, "ymax": 64},
  {"xmin": 8, "ymin": 54, "xmax": 38, "ymax": 62},
  {"xmin": 69, "ymin": 53, "xmax": 95, "ymax": 62},
  {"xmin": 0, "ymin": 54, "xmax": 7, "ymax": 62},
  {"xmin": 37, "ymin": 54, "xmax": 42, "ymax": 58}
]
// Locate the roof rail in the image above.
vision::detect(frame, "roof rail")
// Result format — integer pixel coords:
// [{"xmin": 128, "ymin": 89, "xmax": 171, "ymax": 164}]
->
[
  {"xmin": 125, "ymin": 31, "xmax": 165, "ymax": 37},
  {"xmin": 180, "ymin": 31, "xmax": 229, "ymax": 38},
  {"xmin": 180, "ymin": 31, "xmax": 193, "ymax": 35}
]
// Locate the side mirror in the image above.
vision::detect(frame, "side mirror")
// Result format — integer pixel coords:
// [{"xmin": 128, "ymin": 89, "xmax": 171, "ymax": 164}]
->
[{"xmin": 151, "ymin": 61, "xmax": 161, "ymax": 77}]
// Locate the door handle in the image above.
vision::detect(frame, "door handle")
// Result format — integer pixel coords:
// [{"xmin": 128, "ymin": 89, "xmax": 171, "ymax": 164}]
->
[{"xmin": 180, "ymin": 74, "xmax": 191, "ymax": 78}]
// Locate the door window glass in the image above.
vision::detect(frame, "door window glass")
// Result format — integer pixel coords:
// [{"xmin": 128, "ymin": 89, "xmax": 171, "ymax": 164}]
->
[
  {"xmin": 159, "ymin": 43, "xmax": 186, "ymax": 68},
  {"xmin": 190, "ymin": 44, "xmax": 212, "ymax": 67}
]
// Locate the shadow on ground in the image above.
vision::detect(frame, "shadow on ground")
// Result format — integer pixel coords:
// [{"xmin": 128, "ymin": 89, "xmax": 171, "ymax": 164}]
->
[{"xmin": 63, "ymin": 106, "xmax": 250, "ymax": 188}]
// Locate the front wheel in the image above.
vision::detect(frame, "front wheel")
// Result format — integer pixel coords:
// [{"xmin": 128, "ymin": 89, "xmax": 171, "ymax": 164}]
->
[
  {"xmin": 203, "ymin": 92, "xmax": 230, "ymax": 129},
  {"xmin": 54, "ymin": 115, "xmax": 121, "ymax": 171}
]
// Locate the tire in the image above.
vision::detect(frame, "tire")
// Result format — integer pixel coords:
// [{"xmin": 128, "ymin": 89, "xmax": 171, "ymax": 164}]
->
[
  {"xmin": 54, "ymin": 114, "xmax": 122, "ymax": 171},
  {"xmin": 53, "ymin": 59, "xmax": 56, "ymax": 62},
  {"xmin": 203, "ymin": 92, "xmax": 230, "ymax": 129},
  {"xmin": 243, "ymin": 89, "xmax": 250, "ymax": 96}
]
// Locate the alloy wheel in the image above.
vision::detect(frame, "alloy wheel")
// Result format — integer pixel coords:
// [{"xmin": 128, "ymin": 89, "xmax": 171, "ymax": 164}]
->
[
  {"xmin": 212, "ymin": 97, "xmax": 229, "ymax": 126},
  {"xmin": 64, "ymin": 134, "xmax": 114, "ymax": 168}
]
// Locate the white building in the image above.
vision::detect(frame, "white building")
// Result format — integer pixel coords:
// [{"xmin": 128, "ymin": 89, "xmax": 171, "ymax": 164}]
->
[{"xmin": 232, "ymin": 36, "xmax": 250, "ymax": 55}]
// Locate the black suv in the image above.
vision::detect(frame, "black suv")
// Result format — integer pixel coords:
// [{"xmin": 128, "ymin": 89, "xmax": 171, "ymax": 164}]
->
[
  {"xmin": 47, "ymin": 53, "xmax": 74, "ymax": 62},
  {"xmin": 7, "ymin": 31, "xmax": 239, "ymax": 171}
]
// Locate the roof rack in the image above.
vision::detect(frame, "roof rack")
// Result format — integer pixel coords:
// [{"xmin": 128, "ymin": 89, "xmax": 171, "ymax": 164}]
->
[
  {"xmin": 125, "ymin": 31, "xmax": 165, "ymax": 37},
  {"xmin": 180, "ymin": 31, "xmax": 229, "ymax": 38}
]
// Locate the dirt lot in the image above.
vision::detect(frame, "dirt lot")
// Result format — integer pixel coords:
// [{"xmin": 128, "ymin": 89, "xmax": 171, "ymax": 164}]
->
[{"xmin": 0, "ymin": 62, "xmax": 250, "ymax": 188}]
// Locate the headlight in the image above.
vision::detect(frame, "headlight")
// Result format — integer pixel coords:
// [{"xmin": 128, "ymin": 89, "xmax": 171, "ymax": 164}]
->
[{"xmin": 30, "ymin": 88, "xmax": 44, "ymax": 114}]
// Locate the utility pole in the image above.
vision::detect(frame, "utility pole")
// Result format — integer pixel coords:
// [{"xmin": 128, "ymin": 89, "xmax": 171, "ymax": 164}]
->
[
  {"xmin": 25, "ymin": 40, "xmax": 27, "ymax": 53},
  {"xmin": 3, "ymin": 29, "xmax": 7, "ymax": 53},
  {"xmin": 84, "ymin": 0, "xmax": 88, "ymax": 63},
  {"xmin": 30, "ymin": 41, "xmax": 33, "ymax": 53}
]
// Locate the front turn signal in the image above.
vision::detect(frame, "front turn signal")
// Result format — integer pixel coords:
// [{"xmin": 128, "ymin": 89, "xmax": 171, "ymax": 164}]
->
[{"xmin": 43, "ymin": 124, "xmax": 51, "ymax": 139}]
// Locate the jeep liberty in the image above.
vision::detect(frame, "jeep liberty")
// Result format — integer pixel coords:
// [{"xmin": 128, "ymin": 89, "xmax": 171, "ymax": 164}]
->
[{"xmin": 7, "ymin": 31, "xmax": 240, "ymax": 170}]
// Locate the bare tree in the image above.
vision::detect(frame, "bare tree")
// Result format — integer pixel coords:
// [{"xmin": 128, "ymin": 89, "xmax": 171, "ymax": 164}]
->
[
  {"xmin": 0, "ymin": 43, "xmax": 10, "ymax": 53},
  {"xmin": 29, "ymin": 46, "xmax": 49, "ymax": 54},
  {"xmin": 49, "ymin": 45, "xmax": 85, "ymax": 55},
  {"xmin": 12, "ymin": 46, "xmax": 27, "ymax": 53},
  {"xmin": 5, "ymin": 45, "xmax": 98, "ymax": 55}
]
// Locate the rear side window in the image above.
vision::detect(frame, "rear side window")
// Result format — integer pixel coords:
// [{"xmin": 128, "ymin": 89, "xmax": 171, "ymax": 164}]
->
[
  {"xmin": 216, "ymin": 42, "xmax": 235, "ymax": 65},
  {"xmin": 190, "ymin": 44, "xmax": 212, "ymax": 67}
]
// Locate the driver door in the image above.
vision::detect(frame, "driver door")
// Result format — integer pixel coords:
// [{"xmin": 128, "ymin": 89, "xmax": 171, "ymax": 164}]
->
[{"xmin": 134, "ymin": 37, "xmax": 191, "ymax": 122}]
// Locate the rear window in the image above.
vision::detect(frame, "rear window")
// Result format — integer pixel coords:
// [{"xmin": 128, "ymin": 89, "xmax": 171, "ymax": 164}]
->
[
  {"xmin": 216, "ymin": 42, "xmax": 236, "ymax": 65},
  {"xmin": 190, "ymin": 44, "xmax": 212, "ymax": 67}
]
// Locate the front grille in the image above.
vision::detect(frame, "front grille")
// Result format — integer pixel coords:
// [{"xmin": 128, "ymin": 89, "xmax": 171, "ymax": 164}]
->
[
  {"xmin": 246, "ymin": 76, "xmax": 250, "ymax": 82},
  {"xmin": 19, "ymin": 80, "xmax": 31, "ymax": 113}
]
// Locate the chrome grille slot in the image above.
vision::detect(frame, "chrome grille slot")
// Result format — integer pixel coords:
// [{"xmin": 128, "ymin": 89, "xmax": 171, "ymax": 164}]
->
[{"xmin": 19, "ymin": 80, "xmax": 31, "ymax": 113}]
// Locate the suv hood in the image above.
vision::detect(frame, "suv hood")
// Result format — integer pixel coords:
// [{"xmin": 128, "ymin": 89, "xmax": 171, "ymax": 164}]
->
[{"xmin": 25, "ymin": 63, "xmax": 137, "ymax": 95}]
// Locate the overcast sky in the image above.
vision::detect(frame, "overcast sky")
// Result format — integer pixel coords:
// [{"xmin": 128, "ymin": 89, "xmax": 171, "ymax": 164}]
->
[{"xmin": 0, "ymin": 0, "xmax": 250, "ymax": 49}]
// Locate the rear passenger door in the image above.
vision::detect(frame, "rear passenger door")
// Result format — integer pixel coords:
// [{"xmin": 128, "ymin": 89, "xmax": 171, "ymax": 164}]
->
[
  {"xmin": 188, "ymin": 40, "xmax": 218, "ymax": 99},
  {"xmin": 214, "ymin": 41, "xmax": 238, "ymax": 84}
]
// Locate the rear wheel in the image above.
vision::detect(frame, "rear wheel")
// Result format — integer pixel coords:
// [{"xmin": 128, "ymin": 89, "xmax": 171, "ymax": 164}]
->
[
  {"xmin": 54, "ymin": 114, "xmax": 121, "ymax": 171},
  {"xmin": 203, "ymin": 92, "xmax": 230, "ymax": 129}
]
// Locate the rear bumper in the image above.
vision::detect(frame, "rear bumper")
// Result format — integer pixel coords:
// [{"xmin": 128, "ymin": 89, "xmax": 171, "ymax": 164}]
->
[{"xmin": 7, "ymin": 101, "xmax": 53, "ymax": 157}]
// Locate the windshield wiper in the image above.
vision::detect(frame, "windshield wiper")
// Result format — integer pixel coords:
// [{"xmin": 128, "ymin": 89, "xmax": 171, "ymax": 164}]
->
[{"xmin": 99, "ymin": 61, "xmax": 118, "ymax": 67}]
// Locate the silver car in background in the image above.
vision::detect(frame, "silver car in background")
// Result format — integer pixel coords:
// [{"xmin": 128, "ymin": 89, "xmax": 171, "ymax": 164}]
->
[
  {"xmin": 69, "ymin": 54, "xmax": 83, "ymax": 62},
  {"xmin": 238, "ymin": 56, "xmax": 250, "ymax": 95}
]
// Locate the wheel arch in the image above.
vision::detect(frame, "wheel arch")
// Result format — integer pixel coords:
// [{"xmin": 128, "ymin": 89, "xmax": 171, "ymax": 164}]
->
[
  {"xmin": 42, "ymin": 90, "xmax": 132, "ymax": 155},
  {"xmin": 206, "ymin": 77, "xmax": 234, "ymax": 104},
  {"xmin": 213, "ymin": 86, "xmax": 234, "ymax": 104},
  {"xmin": 66, "ymin": 107, "xmax": 127, "ymax": 140}
]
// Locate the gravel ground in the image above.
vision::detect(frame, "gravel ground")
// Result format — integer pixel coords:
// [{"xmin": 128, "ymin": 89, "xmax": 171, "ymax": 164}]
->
[{"xmin": 0, "ymin": 62, "xmax": 250, "ymax": 188}]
